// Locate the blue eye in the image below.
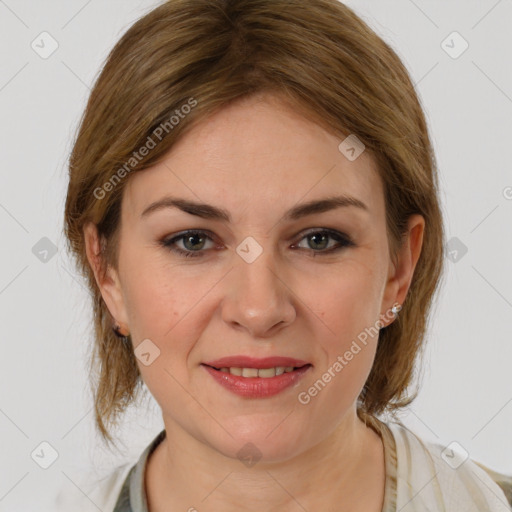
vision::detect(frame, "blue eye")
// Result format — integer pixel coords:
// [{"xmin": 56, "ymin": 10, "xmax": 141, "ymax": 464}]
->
[{"xmin": 160, "ymin": 229, "xmax": 354, "ymax": 259}]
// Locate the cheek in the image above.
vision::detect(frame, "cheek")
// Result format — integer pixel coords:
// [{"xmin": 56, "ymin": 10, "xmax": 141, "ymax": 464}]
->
[
  {"xmin": 122, "ymin": 263, "xmax": 201, "ymax": 400},
  {"xmin": 120, "ymin": 255, "xmax": 219, "ymax": 386},
  {"xmin": 120, "ymin": 246, "xmax": 204, "ymax": 337},
  {"xmin": 307, "ymin": 259, "xmax": 384, "ymax": 340},
  {"xmin": 301, "ymin": 261, "xmax": 384, "ymax": 397},
  {"xmin": 123, "ymin": 274, "xmax": 179, "ymax": 337},
  {"xmin": 299, "ymin": 271, "xmax": 381, "ymax": 419}
]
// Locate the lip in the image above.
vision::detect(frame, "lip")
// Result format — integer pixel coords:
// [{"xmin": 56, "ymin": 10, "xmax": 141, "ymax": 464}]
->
[
  {"xmin": 202, "ymin": 364, "xmax": 312, "ymax": 398},
  {"xmin": 202, "ymin": 355, "xmax": 311, "ymax": 369}
]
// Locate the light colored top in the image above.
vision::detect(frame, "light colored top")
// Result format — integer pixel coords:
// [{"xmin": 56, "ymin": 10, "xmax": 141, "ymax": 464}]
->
[{"xmin": 54, "ymin": 417, "xmax": 512, "ymax": 511}]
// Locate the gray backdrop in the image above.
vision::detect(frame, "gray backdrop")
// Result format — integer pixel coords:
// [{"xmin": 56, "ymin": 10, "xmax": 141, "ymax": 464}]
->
[{"xmin": 0, "ymin": 0, "xmax": 511, "ymax": 510}]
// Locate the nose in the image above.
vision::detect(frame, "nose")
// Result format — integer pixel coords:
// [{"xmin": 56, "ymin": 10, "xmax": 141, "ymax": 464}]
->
[{"xmin": 221, "ymin": 249, "xmax": 297, "ymax": 338}]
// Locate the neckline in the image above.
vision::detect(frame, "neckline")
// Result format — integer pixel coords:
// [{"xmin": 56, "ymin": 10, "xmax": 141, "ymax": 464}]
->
[
  {"xmin": 363, "ymin": 415, "xmax": 398, "ymax": 512},
  {"xmin": 125, "ymin": 416, "xmax": 398, "ymax": 512}
]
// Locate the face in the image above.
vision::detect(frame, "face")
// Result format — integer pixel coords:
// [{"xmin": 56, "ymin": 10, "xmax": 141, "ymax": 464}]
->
[{"xmin": 85, "ymin": 92, "xmax": 423, "ymax": 463}]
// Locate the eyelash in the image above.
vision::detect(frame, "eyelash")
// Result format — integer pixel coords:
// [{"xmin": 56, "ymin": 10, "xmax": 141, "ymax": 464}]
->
[{"xmin": 159, "ymin": 229, "xmax": 355, "ymax": 259}]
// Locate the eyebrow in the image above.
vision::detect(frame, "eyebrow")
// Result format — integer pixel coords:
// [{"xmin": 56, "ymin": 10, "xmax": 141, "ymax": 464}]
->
[{"xmin": 140, "ymin": 194, "xmax": 369, "ymax": 222}]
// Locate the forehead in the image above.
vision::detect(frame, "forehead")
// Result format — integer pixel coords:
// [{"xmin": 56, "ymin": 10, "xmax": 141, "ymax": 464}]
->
[{"xmin": 124, "ymin": 93, "xmax": 384, "ymax": 223}]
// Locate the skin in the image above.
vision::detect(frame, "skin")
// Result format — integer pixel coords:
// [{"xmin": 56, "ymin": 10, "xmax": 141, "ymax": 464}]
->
[{"xmin": 84, "ymin": 92, "xmax": 424, "ymax": 511}]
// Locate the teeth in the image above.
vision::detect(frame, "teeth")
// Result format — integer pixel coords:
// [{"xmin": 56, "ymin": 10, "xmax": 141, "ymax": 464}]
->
[
  {"xmin": 258, "ymin": 367, "xmax": 278, "ymax": 378},
  {"xmin": 218, "ymin": 366, "xmax": 298, "ymax": 378},
  {"xmin": 242, "ymin": 368, "xmax": 259, "ymax": 378}
]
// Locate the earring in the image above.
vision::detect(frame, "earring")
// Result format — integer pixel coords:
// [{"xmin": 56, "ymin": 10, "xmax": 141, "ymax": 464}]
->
[
  {"xmin": 391, "ymin": 303, "xmax": 402, "ymax": 317},
  {"xmin": 378, "ymin": 303, "xmax": 402, "ymax": 331},
  {"xmin": 112, "ymin": 322, "xmax": 131, "ymax": 344}
]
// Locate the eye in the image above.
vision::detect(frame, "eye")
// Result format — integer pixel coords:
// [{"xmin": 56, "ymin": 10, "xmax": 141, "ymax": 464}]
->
[
  {"xmin": 159, "ymin": 228, "xmax": 355, "ymax": 259},
  {"xmin": 292, "ymin": 229, "xmax": 355, "ymax": 255},
  {"xmin": 160, "ymin": 230, "xmax": 217, "ymax": 258}
]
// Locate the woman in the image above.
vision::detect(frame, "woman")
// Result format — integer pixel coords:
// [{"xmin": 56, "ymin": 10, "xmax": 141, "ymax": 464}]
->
[{"xmin": 58, "ymin": 0, "xmax": 512, "ymax": 510}]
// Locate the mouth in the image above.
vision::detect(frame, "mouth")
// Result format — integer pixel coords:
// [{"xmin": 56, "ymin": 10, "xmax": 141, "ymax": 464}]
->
[
  {"xmin": 202, "ymin": 355, "xmax": 311, "ymax": 370},
  {"xmin": 202, "ymin": 363, "xmax": 312, "ymax": 378},
  {"xmin": 200, "ymin": 361, "xmax": 313, "ymax": 398}
]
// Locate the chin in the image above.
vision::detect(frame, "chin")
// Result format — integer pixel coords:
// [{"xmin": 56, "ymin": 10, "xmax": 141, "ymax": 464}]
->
[{"xmin": 205, "ymin": 420, "xmax": 307, "ymax": 465}]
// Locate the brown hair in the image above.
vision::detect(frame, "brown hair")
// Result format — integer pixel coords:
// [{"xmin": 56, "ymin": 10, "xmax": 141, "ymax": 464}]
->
[{"xmin": 64, "ymin": 0, "xmax": 445, "ymax": 447}]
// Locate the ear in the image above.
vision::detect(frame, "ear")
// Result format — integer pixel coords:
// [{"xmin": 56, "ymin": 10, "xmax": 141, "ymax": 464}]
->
[
  {"xmin": 380, "ymin": 214, "xmax": 425, "ymax": 326},
  {"xmin": 83, "ymin": 222, "xmax": 129, "ymax": 330}
]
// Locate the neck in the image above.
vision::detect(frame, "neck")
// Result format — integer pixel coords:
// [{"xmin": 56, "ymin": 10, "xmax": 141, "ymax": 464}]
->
[{"xmin": 145, "ymin": 408, "xmax": 386, "ymax": 511}]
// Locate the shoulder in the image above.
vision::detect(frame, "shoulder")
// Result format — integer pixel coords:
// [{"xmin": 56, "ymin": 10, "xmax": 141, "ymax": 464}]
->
[
  {"xmin": 386, "ymin": 421, "xmax": 512, "ymax": 511},
  {"xmin": 53, "ymin": 462, "xmax": 133, "ymax": 512},
  {"xmin": 473, "ymin": 460, "xmax": 512, "ymax": 509}
]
